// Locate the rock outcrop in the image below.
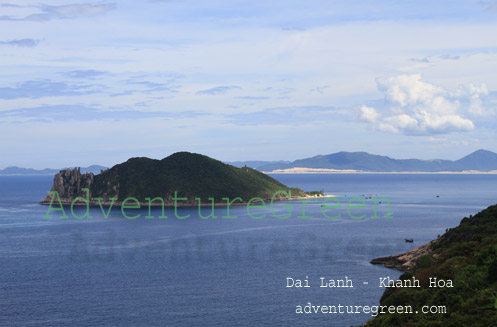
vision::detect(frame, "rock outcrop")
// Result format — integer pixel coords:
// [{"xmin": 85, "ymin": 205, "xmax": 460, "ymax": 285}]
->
[
  {"xmin": 370, "ymin": 240, "xmax": 437, "ymax": 272},
  {"xmin": 40, "ymin": 168, "xmax": 95, "ymax": 204}
]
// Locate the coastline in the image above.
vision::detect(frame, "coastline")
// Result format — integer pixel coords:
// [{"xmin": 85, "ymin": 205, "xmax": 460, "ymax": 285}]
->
[
  {"xmin": 264, "ymin": 167, "xmax": 497, "ymax": 174},
  {"xmin": 370, "ymin": 240, "xmax": 437, "ymax": 272}
]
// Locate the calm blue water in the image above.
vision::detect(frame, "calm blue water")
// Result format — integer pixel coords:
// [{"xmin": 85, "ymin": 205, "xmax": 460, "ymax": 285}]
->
[{"xmin": 0, "ymin": 174, "xmax": 496, "ymax": 326}]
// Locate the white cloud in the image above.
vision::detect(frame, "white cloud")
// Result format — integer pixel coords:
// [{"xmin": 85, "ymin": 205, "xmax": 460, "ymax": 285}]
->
[
  {"xmin": 359, "ymin": 105, "xmax": 379, "ymax": 123},
  {"xmin": 378, "ymin": 74, "xmax": 441, "ymax": 107},
  {"xmin": 454, "ymin": 83, "xmax": 490, "ymax": 116},
  {"xmin": 364, "ymin": 74, "xmax": 484, "ymax": 135}
]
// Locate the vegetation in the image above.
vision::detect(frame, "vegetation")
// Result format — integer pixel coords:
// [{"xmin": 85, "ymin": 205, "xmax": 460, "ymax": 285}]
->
[
  {"xmin": 306, "ymin": 190, "xmax": 325, "ymax": 196},
  {"xmin": 365, "ymin": 204, "xmax": 497, "ymax": 326},
  {"xmin": 90, "ymin": 152, "xmax": 306, "ymax": 202}
]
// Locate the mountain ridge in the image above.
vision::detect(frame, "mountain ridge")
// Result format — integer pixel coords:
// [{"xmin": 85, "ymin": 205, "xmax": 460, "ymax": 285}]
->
[
  {"xmin": 5, "ymin": 149, "xmax": 497, "ymax": 174},
  {"xmin": 257, "ymin": 149, "xmax": 497, "ymax": 172}
]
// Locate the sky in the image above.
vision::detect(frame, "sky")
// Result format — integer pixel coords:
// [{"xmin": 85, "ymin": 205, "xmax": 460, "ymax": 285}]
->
[{"xmin": 1, "ymin": 0, "xmax": 497, "ymax": 168}]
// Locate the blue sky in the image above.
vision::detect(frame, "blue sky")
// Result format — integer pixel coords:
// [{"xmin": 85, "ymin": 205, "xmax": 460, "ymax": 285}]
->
[{"xmin": 1, "ymin": 0, "xmax": 497, "ymax": 168}]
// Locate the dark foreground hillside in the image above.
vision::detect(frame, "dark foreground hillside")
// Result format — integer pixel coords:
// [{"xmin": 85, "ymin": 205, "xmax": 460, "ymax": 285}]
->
[{"xmin": 366, "ymin": 204, "xmax": 497, "ymax": 326}]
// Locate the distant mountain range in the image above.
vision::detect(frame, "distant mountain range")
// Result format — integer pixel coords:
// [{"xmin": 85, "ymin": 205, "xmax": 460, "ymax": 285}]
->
[
  {"xmin": 3, "ymin": 149, "xmax": 497, "ymax": 175},
  {"xmin": 0, "ymin": 165, "xmax": 107, "ymax": 176},
  {"xmin": 240, "ymin": 149, "xmax": 497, "ymax": 172}
]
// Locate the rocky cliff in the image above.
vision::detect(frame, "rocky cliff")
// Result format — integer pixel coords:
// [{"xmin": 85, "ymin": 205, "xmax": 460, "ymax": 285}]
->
[{"xmin": 41, "ymin": 168, "xmax": 95, "ymax": 204}]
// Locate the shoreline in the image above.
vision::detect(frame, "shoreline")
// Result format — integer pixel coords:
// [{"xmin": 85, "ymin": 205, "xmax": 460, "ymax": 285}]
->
[
  {"xmin": 370, "ymin": 240, "xmax": 437, "ymax": 272},
  {"xmin": 264, "ymin": 167, "xmax": 497, "ymax": 174}
]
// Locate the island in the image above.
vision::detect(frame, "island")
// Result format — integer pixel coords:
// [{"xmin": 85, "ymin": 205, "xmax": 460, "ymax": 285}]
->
[
  {"xmin": 366, "ymin": 204, "xmax": 497, "ymax": 326},
  {"xmin": 40, "ymin": 151, "xmax": 321, "ymax": 207}
]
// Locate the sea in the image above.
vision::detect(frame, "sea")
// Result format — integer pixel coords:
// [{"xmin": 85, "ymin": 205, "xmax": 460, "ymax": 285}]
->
[{"xmin": 0, "ymin": 174, "xmax": 496, "ymax": 327}]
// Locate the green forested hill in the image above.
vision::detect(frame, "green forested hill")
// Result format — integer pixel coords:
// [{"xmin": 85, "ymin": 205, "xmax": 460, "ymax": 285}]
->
[
  {"xmin": 366, "ymin": 204, "xmax": 497, "ymax": 326},
  {"xmin": 90, "ymin": 152, "xmax": 306, "ymax": 202}
]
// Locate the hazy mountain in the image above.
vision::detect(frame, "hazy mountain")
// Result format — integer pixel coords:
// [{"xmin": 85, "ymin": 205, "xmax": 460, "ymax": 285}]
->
[
  {"xmin": 6, "ymin": 149, "xmax": 497, "ymax": 175},
  {"xmin": 0, "ymin": 165, "xmax": 107, "ymax": 175},
  {"xmin": 258, "ymin": 149, "xmax": 497, "ymax": 172},
  {"xmin": 454, "ymin": 149, "xmax": 497, "ymax": 171}
]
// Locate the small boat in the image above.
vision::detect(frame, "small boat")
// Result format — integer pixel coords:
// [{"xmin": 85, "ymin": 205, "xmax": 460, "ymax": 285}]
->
[{"xmin": 405, "ymin": 239, "xmax": 414, "ymax": 243}]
